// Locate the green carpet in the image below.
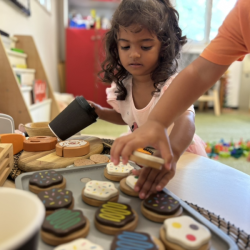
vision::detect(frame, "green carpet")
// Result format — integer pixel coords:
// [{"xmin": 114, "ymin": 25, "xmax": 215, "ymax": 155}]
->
[{"xmin": 82, "ymin": 110, "xmax": 250, "ymax": 175}]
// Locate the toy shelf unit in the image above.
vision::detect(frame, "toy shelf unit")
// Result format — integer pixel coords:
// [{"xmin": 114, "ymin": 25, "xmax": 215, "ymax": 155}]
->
[{"xmin": 0, "ymin": 35, "xmax": 60, "ymax": 127}]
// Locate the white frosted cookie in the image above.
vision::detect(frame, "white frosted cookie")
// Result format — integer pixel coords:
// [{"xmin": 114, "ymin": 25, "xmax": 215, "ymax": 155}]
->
[
  {"xmin": 54, "ymin": 238, "xmax": 103, "ymax": 250},
  {"xmin": 84, "ymin": 180, "xmax": 119, "ymax": 201},
  {"xmin": 126, "ymin": 175, "xmax": 138, "ymax": 189},
  {"xmin": 164, "ymin": 215, "xmax": 211, "ymax": 249},
  {"xmin": 107, "ymin": 162, "xmax": 134, "ymax": 176},
  {"xmin": 59, "ymin": 140, "xmax": 87, "ymax": 147}
]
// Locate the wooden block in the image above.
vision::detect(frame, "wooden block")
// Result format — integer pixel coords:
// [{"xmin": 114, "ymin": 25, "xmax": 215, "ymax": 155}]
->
[
  {"xmin": 0, "ymin": 143, "xmax": 14, "ymax": 186},
  {"xmin": 23, "ymin": 136, "xmax": 57, "ymax": 152},
  {"xmin": 0, "ymin": 134, "xmax": 25, "ymax": 154}
]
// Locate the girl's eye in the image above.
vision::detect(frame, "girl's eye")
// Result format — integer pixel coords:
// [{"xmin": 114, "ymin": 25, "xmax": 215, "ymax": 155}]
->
[
  {"xmin": 121, "ymin": 46, "xmax": 130, "ymax": 50},
  {"xmin": 141, "ymin": 46, "xmax": 152, "ymax": 51}
]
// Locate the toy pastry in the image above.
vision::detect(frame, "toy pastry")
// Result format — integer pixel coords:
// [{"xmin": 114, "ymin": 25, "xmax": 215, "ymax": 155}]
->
[
  {"xmin": 119, "ymin": 175, "xmax": 139, "ymax": 197},
  {"xmin": 23, "ymin": 136, "xmax": 57, "ymax": 152},
  {"xmin": 37, "ymin": 188, "xmax": 74, "ymax": 215},
  {"xmin": 160, "ymin": 215, "xmax": 211, "ymax": 250},
  {"xmin": 54, "ymin": 238, "xmax": 103, "ymax": 250},
  {"xmin": 111, "ymin": 231, "xmax": 165, "ymax": 250},
  {"xmin": 29, "ymin": 170, "xmax": 66, "ymax": 194},
  {"xmin": 74, "ymin": 158, "xmax": 95, "ymax": 167},
  {"xmin": 90, "ymin": 154, "xmax": 109, "ymax": 164},
  {"xmin": 94, "ymin": 201, "xmax": 138, "ymax": 235},
  {"xmin": 82, "ymin": 180, "xmax": 119, "ymax": 206},
  {"xmin": 41, "ymin": 209, "xmax": 90, "ymax": 246},
  {"xmin": 141, "ymin": 191, "xmax": 183, "ymax": 222},
  {"xmin": 104, "ymin": 162, "xmax": 134, "ymax": 182},
  {"xmin": 56, "ymin": 140, "xmax": 90, "ymax": 157}
]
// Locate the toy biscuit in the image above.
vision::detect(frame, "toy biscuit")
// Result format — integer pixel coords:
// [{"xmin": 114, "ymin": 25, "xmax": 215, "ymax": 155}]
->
[
  {"xmin": 104, "ymin": 162, "xmax": 134, "ymax": 182},
  {"xmin": 74, "ymin": 158, "xmax": 95, "ymax": 167},
  {"xmin": 160, "ymin": 215, "xmax": 211, "ymax": 250},
  {"xmin": 94, "ymin": 202, "xmax": 138, "ymax": 235},
  {"xmin": 37, "ymin": 188, "xmax": 74, "ymax": 216},
  {"xmin": 41, "ymin": 209, "xmax": 90, "ymax": 246},
  {"xmin": 82, "ymin": 180, "xmax": 119, "ymax": 207},
  {"xmin": 141, "ymin": 191, "xmax": 183, "ymax": 223},
  {"xmin": 119, "ymin": 175, "xmax": 139, "ymax": 197},
  {"xmin": 54, "ymin": 239, "xmax": 103, "ymax": 250},
  {"xmin": 23, "ymin": 136, "xmax": 57, "ymax": 152},
  {"xmin": 29, "ymin": 170, "xmax": 66, "ymax": 194},
  {"xmin": 111, "ymin": 231, "xmax": 165, "ymax": 250},
  {"xmin": 90, "ymin": 154, "xmax": 109, "ymax": 164},
  {"xmin": 56, "ymin": 140, "xmax": 90, "ymax": 157}
]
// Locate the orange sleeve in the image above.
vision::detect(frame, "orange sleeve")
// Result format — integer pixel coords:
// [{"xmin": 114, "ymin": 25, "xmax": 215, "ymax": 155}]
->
[{"xmin": 201, "ymin": 0, "xmax": 250, "ymax": 65}]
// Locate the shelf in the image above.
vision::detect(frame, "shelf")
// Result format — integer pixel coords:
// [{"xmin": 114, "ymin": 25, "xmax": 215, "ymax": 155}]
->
[{"xmin": 29, "ymin": 99, "xmax": 52, "ymax": 122}]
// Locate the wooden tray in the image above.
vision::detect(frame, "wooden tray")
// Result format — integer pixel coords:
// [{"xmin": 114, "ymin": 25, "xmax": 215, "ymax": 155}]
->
[{"xmin": 0, "ymin": 143, "xmax": 14, "ymax": 186}]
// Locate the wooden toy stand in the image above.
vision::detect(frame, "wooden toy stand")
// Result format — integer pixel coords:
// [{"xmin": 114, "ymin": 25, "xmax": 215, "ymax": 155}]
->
[{"xmin": 0, "ymin": 35, "xmax": 60, "ymax": 128}]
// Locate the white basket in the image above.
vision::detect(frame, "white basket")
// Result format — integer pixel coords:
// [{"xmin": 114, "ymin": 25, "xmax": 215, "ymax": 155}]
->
[
  {"xmin": 13, "ymin": 68, "xmax": 35, "ymax": 86},
  {"xmin": 20, "ymin": 86, "xmax": 32, "ymax": 107},
  {"xmin": 6, "ymin": 49, "xmax": 27, "ymax": 68},
  {"xmin": 29, "ymin": 99, "xmax": 52, "ymax": 122}
]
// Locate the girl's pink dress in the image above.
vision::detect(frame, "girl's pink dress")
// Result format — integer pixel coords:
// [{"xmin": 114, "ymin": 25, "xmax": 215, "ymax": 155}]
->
[{"xmin": 106, "ymin": 75, "xmax": 207, "ymax": 158}]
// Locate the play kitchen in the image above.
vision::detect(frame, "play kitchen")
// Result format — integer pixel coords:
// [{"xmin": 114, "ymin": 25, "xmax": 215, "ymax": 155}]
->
[{"xmin": 0, "ymin": 96, "xmax": 239, "ymax": 249}]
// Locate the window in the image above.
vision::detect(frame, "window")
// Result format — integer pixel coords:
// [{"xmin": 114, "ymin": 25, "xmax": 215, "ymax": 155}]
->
[
  {"xmin": 37, "ymin": 0, "xmax": 51, "ymax": 12},
  {"xmin": 175, "ymin": 0, "xmax": 237, "ymax": 43}
]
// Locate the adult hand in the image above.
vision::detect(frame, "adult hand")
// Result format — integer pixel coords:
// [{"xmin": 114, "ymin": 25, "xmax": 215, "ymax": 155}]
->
[{"xmin": 110, "ymin": 120, "xmax": 173, "ymax": 170}]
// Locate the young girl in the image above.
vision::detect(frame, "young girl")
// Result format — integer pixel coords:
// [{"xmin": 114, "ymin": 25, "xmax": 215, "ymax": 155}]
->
[{"xmin": 89, "ymin": 0, "xmax": 207, "ymax": 161}]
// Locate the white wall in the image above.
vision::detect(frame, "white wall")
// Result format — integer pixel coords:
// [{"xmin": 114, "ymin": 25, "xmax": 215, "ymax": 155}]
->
[{"xmin": 0, "ymin": 0, "xmax": 59, "ymax": 91}]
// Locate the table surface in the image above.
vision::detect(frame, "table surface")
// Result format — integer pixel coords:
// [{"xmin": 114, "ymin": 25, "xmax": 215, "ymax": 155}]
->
[{"xmin": 5, "ymin": 151, "xmax": 250, "ymax": 234}]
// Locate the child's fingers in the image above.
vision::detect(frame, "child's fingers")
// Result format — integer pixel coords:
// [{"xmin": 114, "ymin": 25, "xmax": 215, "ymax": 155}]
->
[
  {"xmin": 131, "ymin": 169, "xmax": 140, "ymax": 176},
  {"xmin": 158, "ymin": 136, "xmax": 174, "ymax": 171},
  {"xmin": 155, "ymin": 173, "xmax": 173, "ymax": 191},
  {"xmin": 134, "ymin": 167, "xmax": 151, "ymax": 194}
]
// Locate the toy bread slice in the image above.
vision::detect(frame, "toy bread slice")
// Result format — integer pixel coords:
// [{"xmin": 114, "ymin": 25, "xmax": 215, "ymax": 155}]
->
[{"xmin": 0, "ymin": 134, "xmax": 25, "ymax": 154}]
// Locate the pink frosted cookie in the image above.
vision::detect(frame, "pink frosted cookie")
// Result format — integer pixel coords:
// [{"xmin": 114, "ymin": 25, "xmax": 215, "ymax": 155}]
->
[{"xmin": 160, "ymin": 215, "xmax": 211, "ymax": 250}]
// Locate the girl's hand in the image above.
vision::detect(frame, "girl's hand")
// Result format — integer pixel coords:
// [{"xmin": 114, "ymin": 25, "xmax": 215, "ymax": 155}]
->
[{"xmin": 87, "ymin": 100, "xmax": 103, "ymax": 118}]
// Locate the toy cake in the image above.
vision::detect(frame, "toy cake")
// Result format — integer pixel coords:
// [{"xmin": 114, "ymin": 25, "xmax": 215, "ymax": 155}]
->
[
  {"xmin": 104, "ymin": 162, "xmax": 134, "ymax": 182},
  {"xmin": 141, "ymin": 191, "xmax": 183, "ymax": 222},
  {"xmin": 111, "ymin": 231, "xmax": 165, "ymax": 250},
  {"xmin": 37, "ymin": 188, "xmax": 74, "ymax": 215},
  {"xmin": 41, "ymin": 209, "xmax": 90, "ymax": 246},
  {"xmin": 94, "ymin": 201, "xmax": 138, "ymax": 235},
  {"xmin": 119, "ymin": 175, "xmax": 139, "ymax": 197},
  {"xmin": 29, "ymin": 170, "xmax": 66, "ymax": 194},
  {"xmin": 23, "ymin": 136, "xmax": 57, "ymax": 152},
  {"xmin": 82, "ymin": 180, "xmax": 119, "ymax": 206},
  {"xmin": 54, "ymin": 239, "xmax": 103, "ymax": 250},
  {"xmin": 160, "ymin": 215, "xmax": 211, "ymax": 250}
]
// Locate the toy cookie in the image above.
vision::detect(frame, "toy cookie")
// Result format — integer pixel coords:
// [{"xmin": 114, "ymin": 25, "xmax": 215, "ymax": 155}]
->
[
  {"xmin": 37, "ymin": 188, "xmax": 74, "ymax": 215},
  {"xmin": 111, "ymin": 231, "xmax": 165, "ymax": 250},
  {"xmin": 120, "ymin": 175, "xmax": 139, "ymax": 197},
  {"xmin": 54, "ymin": 239, "xmax": 103, "ymax": 250},
  {"xmin": 41, "ymin": 209, "xmax": 90, "ymax": 246},
  {"xmin": 104, "ymin": 162, "xmax": 134, "ymax": 182},
  {"xmin": 94, "ymin": 201, "xmax": 138, "ymax": 235},
  {"xmin": 29, "ymin": 170, "xmax": 66, "ymax": 194},
  {"xmin": 141, "ymin": 191, "xmax": 183, "ymax": 223},
  {"xmin": 74, "ymin": 158, "xmax": 95, "ymax": 167},
  {"xmin": 56, "ymin": 140, "xmax": 90, "ymax": 157},
  {"xmin": 160, "ymin": 215, "xmax": 211, "ymax": 250},
  {"xmin": 82, "ymin": 180, "xmax": 119, "ymax": 207},
  {"xmin": 90, "ymin": 154, "xmax": 109, "ymax": 164},
  {"xmin": 23, "ymin": 136, "xmax": 57, "ymax": 152}
]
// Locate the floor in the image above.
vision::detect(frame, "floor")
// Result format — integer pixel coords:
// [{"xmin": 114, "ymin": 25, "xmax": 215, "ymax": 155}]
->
[{"xmin": 82, "ymin": 109, "xmax": 250, "ymax": 176}]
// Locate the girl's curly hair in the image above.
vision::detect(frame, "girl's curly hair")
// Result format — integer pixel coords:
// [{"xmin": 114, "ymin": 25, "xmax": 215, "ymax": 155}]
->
[{"xmin": 99, "ymin": 0, "xmax": 187, "ymax": 100}]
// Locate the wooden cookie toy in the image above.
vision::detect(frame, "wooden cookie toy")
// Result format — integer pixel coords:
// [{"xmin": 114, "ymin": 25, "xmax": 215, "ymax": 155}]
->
[
  {"xmin": 56, "ymin": 140, "xmax": 90, "ymax": 157},
  {"xmin": 94, "ymin": 202, "xmax": 138, "ymax": 235},
  {"xmin": 37, "ymin": 188, "xmax": 74, "ymax": 216},
  {"xmin": 160, "ymin": 216, "xmax": 211, "ymax": 250},
  {"xmin": 23, "ymin": 136, "xmax": 57, "ymax": 152},
  {"xmin": 29, "ymin": 170, "xmax": 66, "ymax": 194},
  {"xmin": 141, "ymin": 191, "xmax": 183, "ymax": 223},
  {"xmin": 74, "ymin": 158, "xmax": 95, "ymax": 167},
  {"xmin": 54, "ymin": 239, "xmax": 103, "ymax": 250},
  {"xmin": 119, "ymin": 175, "xmax": 139, "ymax": 197},
  {"xmin": 90, "ymin": 154, "xmax": 109, "ymax": 164},
  {"xmin": 111, "ymin": 231, "xmax": 165, "ymax": 250},
  {"xmin": 0, "ymin": 133, "xmax": 25, "ymax": 154},
  {"xmin": 41, "ymin": 209, "xmax": 90, "ymax": 246},
  {"xmin": 82, "ymin": 180, "xmax": 119, "ymax": 207},
  {"xmin": 104, "ymin": 162, "xmax": 134, "ymax": 182}
]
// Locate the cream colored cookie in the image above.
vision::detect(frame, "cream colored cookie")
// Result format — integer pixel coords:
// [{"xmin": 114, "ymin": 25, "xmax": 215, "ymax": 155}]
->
[
  {"xmin": 106, "ymin": 162, "xmax": 134, "ymax": 176},
  {"xmin": 119, "ymin": 177, "xmax": 139, "ymax": 197},
  {"xmin": 90, "ymin": 154, "xmax": 109, "ymax": 164},
  {"xmin": 126, "ymin": 175, "xmax": 138, "ymax": 189}
]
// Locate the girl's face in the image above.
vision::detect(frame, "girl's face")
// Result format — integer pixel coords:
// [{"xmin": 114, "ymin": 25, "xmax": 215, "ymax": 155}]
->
[{"xmin": 117, "ymin": 25, "xmax": 161, "ymax": 78}]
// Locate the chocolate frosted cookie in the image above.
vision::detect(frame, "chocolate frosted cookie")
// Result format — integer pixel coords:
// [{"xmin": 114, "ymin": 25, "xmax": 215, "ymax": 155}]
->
[
  {"xmin": 29, "ymin": 170, "xmax": 66, "ymax": 194},
  {"xmin": 94, "ymin": 202, "xmax": 138, "ymax": 235},
  {"xmin": 37, "ymin": 188, "xmax": 74, "ymax": 215},
  {"xmin": 41, "ymin": 209, "xmax": 90, "ymax": 246},
  {"xmin": 111, "ymin": 231, "xmax": 165, "ymax": 250},
  {"xmin": 141, "ymin": 192, "xmax": 183, "ymax": 223}
]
